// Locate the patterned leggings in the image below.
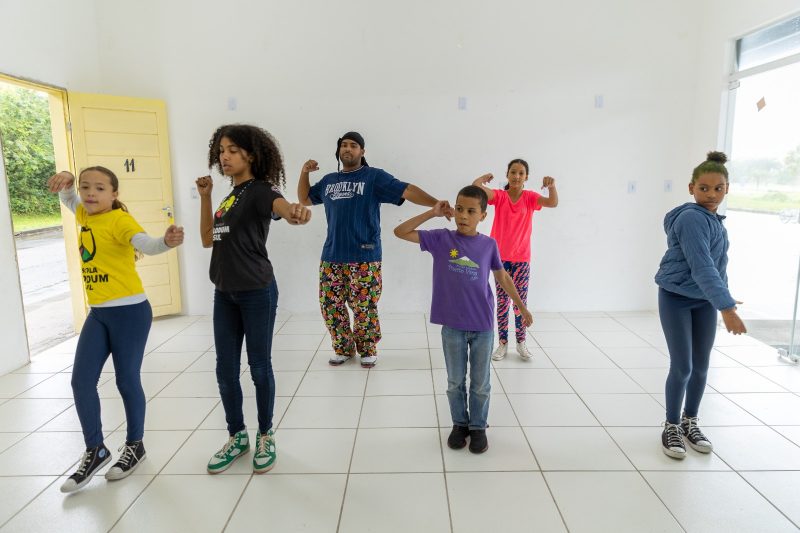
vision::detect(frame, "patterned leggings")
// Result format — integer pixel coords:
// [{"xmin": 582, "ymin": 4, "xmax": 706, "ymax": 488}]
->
[
  {"xmin": 319, "ymin": 261, "xmax": 382, "ymax": 357},
  {"xmin": 496, "ymin": 261, "xmax": 530, "ymax": 343}
]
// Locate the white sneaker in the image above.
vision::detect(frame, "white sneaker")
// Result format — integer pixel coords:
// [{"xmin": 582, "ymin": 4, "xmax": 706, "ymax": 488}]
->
[
  {"xmin": 491, "ymin": 343, "xmax": 508, "ymax": 361},
  {"xmin": 516, "ymin": 341, "xmax": 533, "ymax": 360},
  {"xmin": 328, "ymin": 354, "xmax": 352, "ymax": 366},
  {"xmin": 360, "ymin": 355, "xmax": 377, "ymax": 368}
]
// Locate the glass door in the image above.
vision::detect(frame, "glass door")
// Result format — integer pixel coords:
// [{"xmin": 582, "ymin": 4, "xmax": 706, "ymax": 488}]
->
[{"xmin": 725, "ymin": 60, "xmax": 800, "ymax": 361}]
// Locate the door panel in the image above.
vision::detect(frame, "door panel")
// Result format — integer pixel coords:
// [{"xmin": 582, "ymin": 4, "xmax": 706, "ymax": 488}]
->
[{"xmin": 67, "ymin": 93, "xmax": 181, "ymax": 317}]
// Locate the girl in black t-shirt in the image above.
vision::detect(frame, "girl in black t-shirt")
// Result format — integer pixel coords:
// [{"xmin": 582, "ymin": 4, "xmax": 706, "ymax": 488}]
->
[{"xmin": 196, "ymin": 124, "xmax": 311, "ymax": 474}]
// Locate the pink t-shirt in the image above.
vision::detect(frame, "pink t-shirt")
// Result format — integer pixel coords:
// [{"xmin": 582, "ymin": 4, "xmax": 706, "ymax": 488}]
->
[{"xmin": 488, "ymin": 189, "xmax": 542, "ymax": 262}]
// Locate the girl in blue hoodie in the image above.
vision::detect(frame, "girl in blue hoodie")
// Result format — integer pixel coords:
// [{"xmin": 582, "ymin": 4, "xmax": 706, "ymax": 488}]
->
[{"xmin": 655, "ymin": 151, "xmax": 746, "ymax": 460}]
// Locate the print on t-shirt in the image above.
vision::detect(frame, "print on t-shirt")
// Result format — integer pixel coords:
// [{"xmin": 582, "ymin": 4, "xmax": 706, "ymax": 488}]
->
[
  {"xmin": 213, "ymin": 181, "xmax": 252, "ymax": 242},
  {"xmin": 79, "ymin": 226, "xmax": 96, "ymax": 262},
  {"xmin": 325, "ymin": 181, "xmax": 365, "ymax": 201},
  {"xmin": 78, "ymin": 225, "xmax": 108, "ymax": 291},
  {"xmin": 448, "ymin": 247, "xmax": 479, "ymax": 280}
]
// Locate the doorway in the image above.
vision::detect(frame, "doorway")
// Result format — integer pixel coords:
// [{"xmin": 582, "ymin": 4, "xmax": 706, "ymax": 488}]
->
[{"xmin": 0, "ymin": 75, "xmax": 82, "ymax": 355}]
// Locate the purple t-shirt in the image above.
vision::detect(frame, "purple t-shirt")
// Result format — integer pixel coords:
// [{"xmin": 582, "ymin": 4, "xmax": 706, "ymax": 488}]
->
[{"xmin": 418, "ymin": 229, "xmax": 503, "ymax": 332}]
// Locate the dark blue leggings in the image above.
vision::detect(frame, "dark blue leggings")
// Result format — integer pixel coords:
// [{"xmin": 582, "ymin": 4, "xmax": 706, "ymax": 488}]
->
[
  {"xmin": 72, "ymin": 300, "xmax": 152, "ymax": 448},
  {"xmin": 213, "ymin": 280, "xmax": 278, "ymax": 435},
  {"xmin": 659, "ymin": 288, "xmax": 717, "ymax": 424}
]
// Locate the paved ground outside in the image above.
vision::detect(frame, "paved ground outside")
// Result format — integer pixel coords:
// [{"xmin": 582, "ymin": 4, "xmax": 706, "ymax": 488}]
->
[{"xmin": 15, "ymin": 226, "xmax": 75, "ymax": 354}]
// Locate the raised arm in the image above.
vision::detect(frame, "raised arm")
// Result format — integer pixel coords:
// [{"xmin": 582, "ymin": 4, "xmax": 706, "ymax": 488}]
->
[
  {"xmin": 47, "ymin": 171, "xmax": 80, "ymax": 213},
  {"xmin": 393, "ymin": 200, "xmax": 451, "ymax": 244},
  {"xmin": 493, "ymin": 268, "xmax": 533, "ymax": 326},
  {"xmin": 297, "ymin": 159, "xmax": 318, "ymax": 207},
  {"xmin": 131, "ymin": 225, "xmax": 184, "ymax": 255},
  {"xmin": 472, "ymin": 173, "xmax": 496, "ymax": 202},
  {"xmin": 195, "ymin": 175, "xmax": 214, "ymax": 248},
  {"xmin": 538, "ymin": 176, "xmax": 559, "ymax": 208},
  {"xmin": 402, "ymin": 183, "xmax": 439, "ymax": 207},
  {"xmin": 272, "ymin": 197, "xmax": 312, "ymax": 225}
]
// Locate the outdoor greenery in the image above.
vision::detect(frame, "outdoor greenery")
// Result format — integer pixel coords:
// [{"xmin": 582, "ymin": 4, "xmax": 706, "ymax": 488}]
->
[
  {"xmin": 728, "ymin": 190, "xmax": 800, "ymax": 212},
  {"xmin": 729, "ymin": 150, "xmax": 800, "ymax": 190},
  {"xmin": 0, "ymin": 84, "xmax": 58, "ymax": 217},
  {"xmin": 12, "ymin": 213, "xmax": 63, "ymax": 232}
]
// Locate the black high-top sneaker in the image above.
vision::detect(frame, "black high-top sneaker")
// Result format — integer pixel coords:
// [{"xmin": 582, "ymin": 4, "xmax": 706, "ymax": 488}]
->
[
  {"xmin": 60, "ymin": 444, "xmax": 112, "ymax": 493},
  {"xmin": 681, "ymin": 414, "xmax": 713, "ymax": 453},
  {"xmin": 105, "ymin": 440, "xmax": 147, "ymax": 480},
  {"xmin": 661, "ymin": 421, "xmax": 686, "ymax": 459}
]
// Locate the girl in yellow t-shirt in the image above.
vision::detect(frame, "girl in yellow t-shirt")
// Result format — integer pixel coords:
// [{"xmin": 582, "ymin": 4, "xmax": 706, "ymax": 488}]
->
[{"xmin": 47, "ymin": 167, "xmax": 184, "ymax": 493}]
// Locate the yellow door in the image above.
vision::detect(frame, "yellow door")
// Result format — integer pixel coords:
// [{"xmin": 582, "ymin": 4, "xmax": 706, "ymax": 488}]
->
[{"xmin": 67, "ymin": 93, "xmax": 181, "ymax": 316}]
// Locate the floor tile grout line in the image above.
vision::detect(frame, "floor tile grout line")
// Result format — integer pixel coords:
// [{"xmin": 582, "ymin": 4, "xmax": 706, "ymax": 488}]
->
[
  {"xmin": 491, "ymin": 324, "xmax": 571, "ymax": 532},
  {"xmin": 551, "ymin": 312, "xmax": 690, "ymax": 531},
  {"xmin": 106, "ymin": 317, "xmax": 229, "ymax": 533},
  {"xmin": 424, "ymin": 315, "xmax": 456, "ymax": 533},
  {"xmin": 333, "ymin": 350, "xmax": 370, "ymax": 533},
  {"xmin": 2, "ymin": 312, "xmax": 800, "ymax": 531}
]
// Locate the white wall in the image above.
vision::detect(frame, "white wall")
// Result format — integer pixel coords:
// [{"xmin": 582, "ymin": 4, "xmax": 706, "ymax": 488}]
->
[
  {"xmin": 2, "ymin": 0, "xmax": 798, "ymax": 330},
  {"xmin": 91, "ymin": 0, "xmax": 704, "ymax": 315},
  {"xmin": 0, "ymin": 0, "xmax": 101, "ymax": 371}
]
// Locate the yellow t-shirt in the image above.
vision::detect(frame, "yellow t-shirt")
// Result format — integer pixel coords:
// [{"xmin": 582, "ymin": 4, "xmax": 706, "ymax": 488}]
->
[{"xmin": 75, "ymin": 205, "xmax": 145, "ymax": 305}]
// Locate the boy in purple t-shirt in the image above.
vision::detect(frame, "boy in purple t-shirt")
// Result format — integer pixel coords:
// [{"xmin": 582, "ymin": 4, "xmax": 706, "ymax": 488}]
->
[{"xmin": 394, "ymin": 185, "xmax": 532, "ymax": 454}]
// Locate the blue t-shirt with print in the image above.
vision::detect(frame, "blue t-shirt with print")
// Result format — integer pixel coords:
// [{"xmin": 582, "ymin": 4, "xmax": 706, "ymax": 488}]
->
[{"xmin": 308, "ymin": 166, "xmax": 408, "ymax": 262}]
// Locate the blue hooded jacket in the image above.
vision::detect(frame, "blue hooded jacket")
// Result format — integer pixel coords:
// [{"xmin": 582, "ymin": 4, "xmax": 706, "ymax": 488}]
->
[{"xmin": 654, "ymin": 202, "xmax": 736, "ymax": 310}]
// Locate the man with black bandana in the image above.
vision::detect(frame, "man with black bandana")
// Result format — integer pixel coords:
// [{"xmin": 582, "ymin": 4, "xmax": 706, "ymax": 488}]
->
[{"xmin": 298, "ymin": 131, "xmax": 448, "ymax": 368}]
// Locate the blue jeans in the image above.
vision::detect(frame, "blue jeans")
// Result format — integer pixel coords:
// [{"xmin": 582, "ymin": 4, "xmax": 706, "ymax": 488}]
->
[
  {"xmin": 441, "ymin": 326, "xmax": 493, "ymax": 430},
  {"xmin": 72, "ymin": 300, "xmax": 152, "ymax": 448},
  {"xmin": 659, "ymin": 288, "xmax": 717, "ymax": 424},
  {"xmin": 213, "ymin": 281, "xmax": 278, "ymax": 435}
]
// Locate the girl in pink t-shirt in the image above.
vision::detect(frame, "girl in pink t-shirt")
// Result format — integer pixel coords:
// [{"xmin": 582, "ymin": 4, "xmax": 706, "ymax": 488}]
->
[{"xmin": 473, "ymin": 158, "xmax": 559, "ymax": 360}]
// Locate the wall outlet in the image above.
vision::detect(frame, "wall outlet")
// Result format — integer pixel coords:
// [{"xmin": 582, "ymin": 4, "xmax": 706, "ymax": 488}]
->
[
  {"xmin": 594, "ymin": 94, "xmax": 604, "ymax": 108},
  {"xmin": 627, "ymin": 181, "xmax": 637, "ymax": 194},
  {"xmin": 664, "ymin": 180, "xmax": 672, "ymax": 193},
  {"xmin": 458, "ymin": 96, "xmax": 467, "ymax": 110},
  {"xmin": 191, "ymin": 187, "xmax": 198, "ymax": 199}
]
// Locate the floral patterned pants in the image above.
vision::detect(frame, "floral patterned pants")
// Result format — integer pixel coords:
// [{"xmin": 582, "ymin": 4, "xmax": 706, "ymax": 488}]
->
[{"xmin": 319, "ymin": 261, "xmax": 382, "ymax": 357}]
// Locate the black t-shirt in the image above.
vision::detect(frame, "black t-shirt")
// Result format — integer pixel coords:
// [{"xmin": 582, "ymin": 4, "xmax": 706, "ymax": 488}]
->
[{"xmin": 209, "ymin": 179, "xmax": 283, "ymax": 291}]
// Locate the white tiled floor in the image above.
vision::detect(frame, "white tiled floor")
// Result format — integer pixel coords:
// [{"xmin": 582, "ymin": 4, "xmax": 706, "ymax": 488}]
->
[{"xmin": 0, "ymin": 311, "xmax": 799, "ymax": 532}]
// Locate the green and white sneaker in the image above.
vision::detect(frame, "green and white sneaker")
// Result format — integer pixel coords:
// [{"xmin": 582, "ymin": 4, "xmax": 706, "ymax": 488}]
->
[
  {"xmin": 207, "ymin": 429, "xmax": 249, "ymax": 474},
  {"xmin": 253, "ymin": 429, "xmax": 276, "ymax": 473}
]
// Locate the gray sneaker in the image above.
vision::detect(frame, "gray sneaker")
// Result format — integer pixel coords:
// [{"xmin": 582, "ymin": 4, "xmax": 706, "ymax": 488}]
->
[{"xmin": 491, "ymin": 343, "xmax": 508, "ymax": 361}]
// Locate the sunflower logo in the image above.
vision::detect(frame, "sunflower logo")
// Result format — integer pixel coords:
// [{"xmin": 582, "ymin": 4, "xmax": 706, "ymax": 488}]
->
[{"xmin": 449, "ymin": 248, "xmax": 458, "ymax": 258}]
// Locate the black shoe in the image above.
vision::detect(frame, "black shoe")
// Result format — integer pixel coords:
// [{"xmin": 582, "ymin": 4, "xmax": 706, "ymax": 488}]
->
[
  {"xmin": 60, "ymin": 444, "xmax": 112, "ymax": 493},
  {"xmin": 468, "ymin": 429, "xmax": 488, "ymax": 454},
  {"xmin": 447, "ymin": 425, "xmax": 470, "ymax": 449},
  {"xmin": 661, "ymin": 421, "xmax": 686, "ymax": 459},
  {"xmin": 105, "ymin": 440, "xmax": 147, "ymax": 480},
  {"xmin": 681, "ymin": 414, "xmax": 713, "ymax": 453}
]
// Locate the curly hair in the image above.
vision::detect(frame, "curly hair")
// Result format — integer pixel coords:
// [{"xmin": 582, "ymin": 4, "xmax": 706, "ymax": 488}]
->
[
  {"xmin": 208, "ymin": 124, "xmax": 286, "ymax": 189},
  {"xmin": 691, "ymin": 151, "xmax": 728, "ymax": 183}
]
